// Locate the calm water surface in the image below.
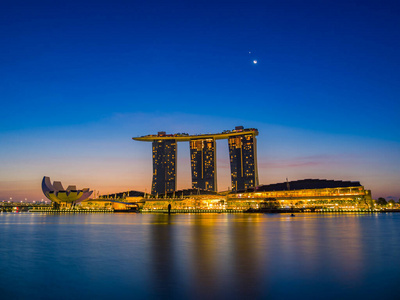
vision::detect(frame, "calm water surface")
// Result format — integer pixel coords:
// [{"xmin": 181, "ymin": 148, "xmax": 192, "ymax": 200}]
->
[{"xmin": 1, "ymin": 213, "xmax": 399, "ymax": 299}]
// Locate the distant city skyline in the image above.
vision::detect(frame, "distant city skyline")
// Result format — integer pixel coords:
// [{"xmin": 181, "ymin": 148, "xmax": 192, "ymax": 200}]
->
[{"xmin": 0, "ymin": 0, "xmax": 399, "ymax": 201}]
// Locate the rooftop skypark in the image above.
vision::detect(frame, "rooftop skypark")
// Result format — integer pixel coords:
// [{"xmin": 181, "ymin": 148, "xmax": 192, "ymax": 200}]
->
[{"xmin": 132, "ymin": 126, "xmax": 258, "ymax": 142}]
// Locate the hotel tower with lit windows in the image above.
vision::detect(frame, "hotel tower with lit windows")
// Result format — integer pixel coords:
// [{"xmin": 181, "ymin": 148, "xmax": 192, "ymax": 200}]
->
[
  {"xmin": 228, "ymin": 132, "xmax": 258, "ymax": 191},
  {"xmin": 133, "ymin": 126, "xmax": 259, "ymax": 193},
  {"xmin": 151, "ymin": 132, "xmax": 177, "ymax": 195},
  {"xmin": 190, "ymin": 138, "xmax": 217, "ymax": 191}
]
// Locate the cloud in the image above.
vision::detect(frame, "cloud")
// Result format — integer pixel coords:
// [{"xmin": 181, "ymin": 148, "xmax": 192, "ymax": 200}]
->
[{"xmin": 259, "ymin": 154, "xmax": 355, "ymax": 169}]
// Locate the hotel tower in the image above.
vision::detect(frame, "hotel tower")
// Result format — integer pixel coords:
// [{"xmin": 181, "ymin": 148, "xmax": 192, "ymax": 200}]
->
[
  {"xmin": 151, "ymin": 132, "xmax": 177, "ymax": 195},
  {"xmin": 133, "ymin": 127, "xmax": 258, "ymax": 194},
  {"xmin": 228, "ymin": 126, "xmax": 259, "ymax": 191},
  {"xmin": 190, "ymin": 138, "xmax": 217, "ymax": 191}
]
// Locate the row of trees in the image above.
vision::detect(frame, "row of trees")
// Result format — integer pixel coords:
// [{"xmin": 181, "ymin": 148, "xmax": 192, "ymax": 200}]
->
[{"xmin": 375, "ymin": 198, "xmax": 400, "ymax": 206}]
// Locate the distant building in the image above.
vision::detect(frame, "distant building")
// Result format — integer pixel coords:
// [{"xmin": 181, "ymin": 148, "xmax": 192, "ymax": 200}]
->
[
  {"xmin": 152, "ymin": 133, "xmax": 177, "ymax": 195},
  {"xmin": 190, "ymin": 139, "xmax": 216, "ymax": 191},
  {"xmin": 228, "ymin": 126, "xmax": 259, "ymax": 192}
]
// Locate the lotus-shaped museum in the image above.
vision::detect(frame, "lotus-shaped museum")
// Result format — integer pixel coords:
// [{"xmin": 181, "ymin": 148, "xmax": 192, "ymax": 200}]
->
[{"xmin": 42, "ymin": 176, "xmax": 93, "ymax": 206}]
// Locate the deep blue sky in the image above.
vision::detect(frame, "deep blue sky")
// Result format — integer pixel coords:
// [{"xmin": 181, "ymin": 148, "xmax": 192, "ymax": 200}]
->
[{"xmin": 0, "ymin": 0, "xmax": 399, "ymax": 200}]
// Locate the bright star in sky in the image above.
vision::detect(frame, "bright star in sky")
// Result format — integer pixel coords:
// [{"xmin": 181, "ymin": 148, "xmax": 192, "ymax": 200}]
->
[{"xmin": 253, "ymin": 60, "xmax": 257, "ymax": 64}]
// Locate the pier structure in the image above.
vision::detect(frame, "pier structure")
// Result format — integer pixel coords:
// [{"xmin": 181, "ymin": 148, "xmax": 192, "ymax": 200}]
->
[{"xmin": 133, "ymin": 126, "xmax": 259, "ymax": 193}]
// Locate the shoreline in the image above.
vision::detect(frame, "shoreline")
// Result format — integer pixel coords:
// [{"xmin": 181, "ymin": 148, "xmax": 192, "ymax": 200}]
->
[{"xmin": 21, "ymin": 208, "xmax": 400, "ymax": 214}]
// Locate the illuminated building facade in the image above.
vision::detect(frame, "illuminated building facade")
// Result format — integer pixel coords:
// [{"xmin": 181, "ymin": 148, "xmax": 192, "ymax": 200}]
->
[
  {"xmin": 82, "ymin": 179, "xmax": 373, "ymax": 213},
  {"xmin": 226, "ymin": 179, "xmax": 373, "ymax": 211},
  {"xmin": 151, "ymin": 132, "xmax": 177, "ymax": 195},
  {"xmin": 228, "ymin": 126, "xmax": 258, "ymax": 192},
  {"xmin": 140, "ymin": 179, "xmax": 373, "ymax": 212},
  {"xmin": 190, "ymin": 139, "xmax": 216, "ymax": 191},
  {"xmin": 133, "ymin": 127, "xmax": 259, "ymax": 194}
]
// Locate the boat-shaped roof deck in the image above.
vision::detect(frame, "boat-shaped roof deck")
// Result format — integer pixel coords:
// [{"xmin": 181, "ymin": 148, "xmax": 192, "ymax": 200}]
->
[{"xmin": 133, "ymin": 128, "xmax": 258, "ymax": 142}]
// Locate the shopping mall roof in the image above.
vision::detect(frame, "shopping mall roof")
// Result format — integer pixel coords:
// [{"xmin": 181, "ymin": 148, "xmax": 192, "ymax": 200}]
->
[{"xmin": 252, "ymin": 179, "xmax": 362, "ymax": 192}]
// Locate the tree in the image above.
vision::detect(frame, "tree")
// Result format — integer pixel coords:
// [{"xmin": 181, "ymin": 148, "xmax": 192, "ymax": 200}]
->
[
  {"xmin": 376, "ymin": 197, "xmax": 387, "ymax": 206},
  {"xmin": 388, "ymin": 200, "xmax": 396, "ymax": 208}
]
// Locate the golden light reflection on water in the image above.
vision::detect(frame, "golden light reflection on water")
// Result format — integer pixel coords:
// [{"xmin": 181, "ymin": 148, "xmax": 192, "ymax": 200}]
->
[
  {"xmin": 2, "ymin": 213, "xmax": 400, "ymax": 299},
  {"xmin": 140, "ymin": 213, "xmax": 370, "ymax": 298}
]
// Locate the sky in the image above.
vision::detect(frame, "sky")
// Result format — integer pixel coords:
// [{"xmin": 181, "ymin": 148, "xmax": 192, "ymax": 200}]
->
[{"xmin": 0, "ymin": 0, "xmax": 399, "ymax": 201}]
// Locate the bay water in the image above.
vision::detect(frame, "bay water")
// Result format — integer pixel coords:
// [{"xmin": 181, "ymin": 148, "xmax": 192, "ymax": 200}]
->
[{"xmin": 1, "ymin": 213, "xmax": 399, "ymax": 299}]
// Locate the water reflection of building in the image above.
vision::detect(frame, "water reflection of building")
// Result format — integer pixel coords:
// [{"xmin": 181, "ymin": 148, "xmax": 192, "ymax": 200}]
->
[
  {"xmin": 144, "ymin": 214, "xmax": 268, "ymax": 298},
  {"xmin": 130, "ymin": 214, "xmax": 378, "ymax": 299},
  {"xmin": 191, "ymin": 215, "xmax": 267, "ymax": 298},
  {"xmin": 147, "ymin": 214, "xmax": 177, "ymax": 298},
  {"xmin": 186, "ymin": 216, "xmax": 224, "ymax": 297}
]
